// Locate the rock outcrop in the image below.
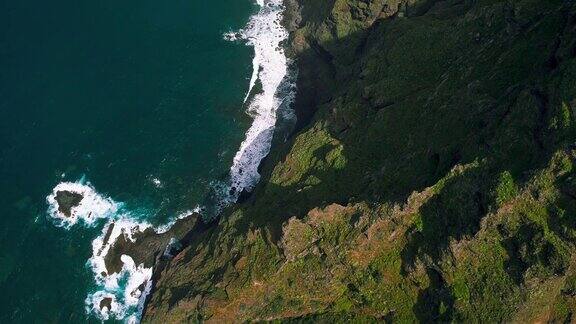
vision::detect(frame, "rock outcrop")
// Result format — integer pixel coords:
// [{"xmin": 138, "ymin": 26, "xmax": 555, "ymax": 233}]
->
[{"xmin": 54, "ymin": 190, "xmax": 83, "ymax": 217}]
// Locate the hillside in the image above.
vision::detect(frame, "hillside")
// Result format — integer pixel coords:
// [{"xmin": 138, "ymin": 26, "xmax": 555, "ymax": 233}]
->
[{"xmin": 143, "ymin": 0, "xmax": 576, "ymax": 322}]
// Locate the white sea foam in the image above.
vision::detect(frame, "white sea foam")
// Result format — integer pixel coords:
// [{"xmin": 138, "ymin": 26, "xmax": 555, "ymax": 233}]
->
[
  {"xmin": 121, "ymin": 255, "xmax": 153, "ymax": 305},
  {"xmin": 85, "ymin": 255, "xmax": 152, "ymax": 321},
  {"xmin": 51, "ymin": 0, "xmax": 295, "ymax": 322},
  {"xmin": 86, "ymin": 216, "xmax": 172, "ymax": 323},
  {"xmin": 46, "ymin": 180, "xmax": 160, "ymax": 322},
  {"xmin": 151, "ymin": 177, "xmax": 163, "ymax": 188},
  {"xmin": 155, "ymin": 205, "xmax": 203, "ymax": 234},
  {"xmin": 222, "ymin": 0, "xmax": 295, "ymax": 209},
  {"xmin": 85, "ymin": 217, "xmax": 153, "ymax": 321},
  {"xmin": 89, "ymin": 218, "xmax": 151, "ymax": 282},
  {"xmin": 46, "ymin": 180, "xmax": 119, "ymax": 228},
  {"xmin": 84, "ymin": 207, "xmax": 204, "ymax": 322},
  {"xmin": 85, "ymin": 292, "xmax": 125, "ymax": 321}
]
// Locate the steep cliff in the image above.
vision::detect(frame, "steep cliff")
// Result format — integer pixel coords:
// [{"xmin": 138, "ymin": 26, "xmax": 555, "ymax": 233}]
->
[{"xmin": 143, "ymin": 0, "xmax": 576, "ymax": 322}]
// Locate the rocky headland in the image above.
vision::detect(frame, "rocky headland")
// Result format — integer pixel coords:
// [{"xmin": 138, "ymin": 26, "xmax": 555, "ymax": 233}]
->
[{"xmin": 97, "ymin": 0, "xmax": 576, "ymax": 322}]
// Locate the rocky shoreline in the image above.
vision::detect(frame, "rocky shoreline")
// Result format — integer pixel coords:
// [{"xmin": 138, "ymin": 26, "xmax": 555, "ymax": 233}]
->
[
  {"xmin": 114, "ymin": 0, "xmax": 576, "ymax": 322},
  {"xmin": 130, "ymin": 0, "xmax": 307, "ymax": 319}
]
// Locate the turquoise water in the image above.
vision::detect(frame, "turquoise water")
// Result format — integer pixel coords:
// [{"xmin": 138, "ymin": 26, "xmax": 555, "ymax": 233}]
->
[{"xmin": 0, "ymin": 0, "xmax": 256, "ymax": 321}]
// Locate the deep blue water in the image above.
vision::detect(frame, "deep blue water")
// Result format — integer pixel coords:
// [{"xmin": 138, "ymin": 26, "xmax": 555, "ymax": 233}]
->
[{"xmin": 0, "ymin": 0, "xmax": 254, "ymax": 321}]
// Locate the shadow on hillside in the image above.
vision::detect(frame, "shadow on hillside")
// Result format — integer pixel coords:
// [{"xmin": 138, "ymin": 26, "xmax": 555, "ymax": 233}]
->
[
  {"xmin": 159, "ymin": 0, "xmax": 576, "ymax": 316},
  {"xmin": 400, "ymin": 165, "xmax": 490, "ymax": 273},
  {"xmin": 232, "ymin": 0, "xmax": 569, "ymax": 245},
  {"xmin": 413, "ymin": 268, "xmax": 456, "ymax": 322}
]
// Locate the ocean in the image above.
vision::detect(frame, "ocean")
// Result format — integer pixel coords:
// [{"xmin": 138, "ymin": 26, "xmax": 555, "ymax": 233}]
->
[{"xmin": 0, "ymin": 0, "xmax": 292, "ymax": 322}]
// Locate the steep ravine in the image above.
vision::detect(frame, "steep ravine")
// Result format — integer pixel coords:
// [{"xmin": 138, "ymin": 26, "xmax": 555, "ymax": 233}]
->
[{"xmin": 143, "ymin": 0, "xmax": 576, "ymax": 322}]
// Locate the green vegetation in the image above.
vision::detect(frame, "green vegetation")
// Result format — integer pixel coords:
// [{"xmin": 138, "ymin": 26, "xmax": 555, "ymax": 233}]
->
[
  {"xmin": 143, "ymin": 0, "xmax": 576, "ymax": 322},
  {"xmin": 495, "ymin": 171, "xmax": 518, "ymax": 206}
]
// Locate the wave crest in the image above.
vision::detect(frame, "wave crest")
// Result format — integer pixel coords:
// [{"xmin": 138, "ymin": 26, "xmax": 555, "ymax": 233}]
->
[{"xmin": 221, "ymin": 0, "xmax": 295, "ymax": 211}]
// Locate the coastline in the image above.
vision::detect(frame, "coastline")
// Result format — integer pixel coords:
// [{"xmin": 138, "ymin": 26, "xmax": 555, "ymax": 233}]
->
[
  {"xmin": 139, "ymin": 0, "xmax": 302, "ymax": 319},
  {"xmin": 40, "ymin": 0, "xmax": 576, "ymax": 322},
  {"xmin": 42, "ymin": 0, "xmax": 300, "ymax": 321},
  {"xmin": 138, "ymin": 0, "xmax": 576, "ymax": 322}
]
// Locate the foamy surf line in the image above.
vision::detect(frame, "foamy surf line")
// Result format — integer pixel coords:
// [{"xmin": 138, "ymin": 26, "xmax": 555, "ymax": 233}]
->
[
  {"xmin": 86, "ymin": 218, "xmax": 153, "ymax": 323},
  {"xmin": 84, "ymin": 204, "xmax": 201, "ymax": 323},
  {"xmin": 222, "ymin": 0, "xmax": 295, "ymax": 209},
  {"xmin": 47, "ymin": 180, "xmax": 119, "ymax": 228},
  {"xmin": 45, "ymin": 178, "xmax": 204, "ymax": 322},
  {"xmin": 46, "ymin": 180, "xmax": 151, "ymax": 322},
  {"xmin": 46, "ymin": 0, "xmax": 294, "ymax": 322}
]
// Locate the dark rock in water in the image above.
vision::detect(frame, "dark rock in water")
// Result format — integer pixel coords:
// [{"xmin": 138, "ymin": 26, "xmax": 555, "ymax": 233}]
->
[
  {"xmin": 98, "ymin": 223, "xmax": 115, "ymax": 257},
  {"xmin": 54, "ymin": 190, "xmax": 83, "ymax": 217},
  {"xmin": 99, "ymin": 297, "xmax": 112, "ymax": 311},
  {"xmin": 104, "ymin": 214, "xmax": 201, "ymax": 275},
  {"xmin": 130, "ymin": 281, "xmax": 148, "ymax": 299},
  {"xmin": 137, "ymin": 281, "xmax": 147, "ymax": 292},
  {"xmin": 236, "ymin": 188, "xmax": 253, "ymax": 204}
]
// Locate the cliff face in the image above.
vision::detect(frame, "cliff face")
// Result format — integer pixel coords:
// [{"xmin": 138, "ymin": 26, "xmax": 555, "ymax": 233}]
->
[{"xmin": 143, "ymin": 0, "xmax": 576, "ymax": 322}]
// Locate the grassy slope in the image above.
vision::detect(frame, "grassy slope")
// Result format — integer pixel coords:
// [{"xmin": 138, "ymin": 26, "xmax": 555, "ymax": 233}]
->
[{"xmin": 143, "ymin": 0, "xmax": 576, "ymax": 322}]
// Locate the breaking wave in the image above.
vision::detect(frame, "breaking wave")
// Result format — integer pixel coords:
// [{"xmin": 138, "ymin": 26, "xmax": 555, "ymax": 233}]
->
[
  {"xmin": 45, "ymin": 180, "xmax": 205, "ymax": 322},
  {"xmin": 46, "ymin": 180, "xmax": 119, "ymax": 228},
  {"xmin": 221, "ymin": 0, "xmax": 295, "ymax": 210},
  {"xmin": 45, "ymin": 0, "xmax": 295, "ymax": 322},
  {"xmin": 85, "ymin": 217, "xmax": 153, "ymax": 322}
]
